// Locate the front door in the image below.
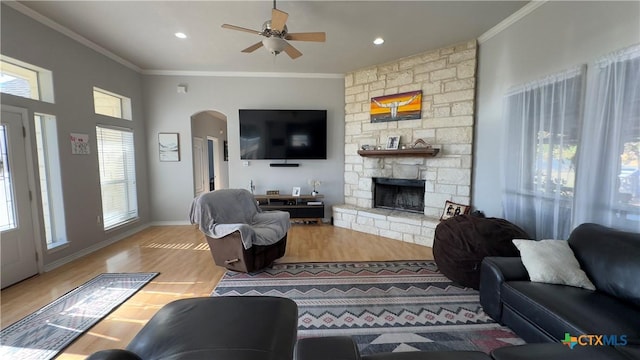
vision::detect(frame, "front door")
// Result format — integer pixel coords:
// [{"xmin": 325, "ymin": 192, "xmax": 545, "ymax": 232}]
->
[{"xmin": 1, "ymin": 107, "xmax": 38, "ymax": 288}]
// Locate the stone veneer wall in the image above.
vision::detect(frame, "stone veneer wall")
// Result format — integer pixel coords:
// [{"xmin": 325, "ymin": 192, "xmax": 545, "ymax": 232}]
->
[{"xmin": 333, "ymin": 40, "xmax": 477, "ymax": 247}]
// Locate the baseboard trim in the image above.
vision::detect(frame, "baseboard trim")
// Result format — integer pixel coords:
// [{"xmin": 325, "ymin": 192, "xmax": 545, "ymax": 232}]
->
[
  {"xmin": 149, "ymin": 220, "xmax": 193, "ymax": 226},
  {"xmin": 43, "ymin": 223, "xmax": 151, "ymax": 272}
]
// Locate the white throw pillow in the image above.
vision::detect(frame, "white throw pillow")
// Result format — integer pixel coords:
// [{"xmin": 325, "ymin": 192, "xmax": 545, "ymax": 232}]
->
[{"xmin": 512, "ymin": 239, "xmax": 596, "ymax": 290}]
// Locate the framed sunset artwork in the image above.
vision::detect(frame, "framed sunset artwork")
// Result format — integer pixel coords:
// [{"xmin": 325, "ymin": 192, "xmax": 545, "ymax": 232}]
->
[{"xmin": 370, "ymin": 90, "xmax": 422, "ymax": 123}]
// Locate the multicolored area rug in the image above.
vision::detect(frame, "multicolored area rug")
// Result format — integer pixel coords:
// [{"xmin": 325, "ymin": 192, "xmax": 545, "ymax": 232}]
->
[
  {"xmin": 213, "ymin": 261, "xmax": 524, "ymax": 355},
  {"xmin": 0, "ymin": 272, "xmax": 158, "ymax": 360}
]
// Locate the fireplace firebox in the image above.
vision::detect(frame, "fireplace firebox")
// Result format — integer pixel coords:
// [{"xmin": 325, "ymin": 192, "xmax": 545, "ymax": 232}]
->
[{"xmin": 373, "ymin": 178, "xmax": 426, "ymax": 213}]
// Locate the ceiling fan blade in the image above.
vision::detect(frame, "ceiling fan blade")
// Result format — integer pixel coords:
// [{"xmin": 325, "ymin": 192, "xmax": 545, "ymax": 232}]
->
[
  {"xmin": 271, "ymin": 8, "xmax": 289, "ymax": 32},
  {"xmin": 285, "ymin": 32, "xmax": 326, "ymax": 42},
  {"xmin": 221, "ymin": 24, "xmax": 262, "ymax": 35},
  {"xmin": 284, "ymin": 43, "xmax": 303, "ymax": 59},
  {"xmin": 241, "ymin": 41, "xmax": 264, "ymax": 53}
]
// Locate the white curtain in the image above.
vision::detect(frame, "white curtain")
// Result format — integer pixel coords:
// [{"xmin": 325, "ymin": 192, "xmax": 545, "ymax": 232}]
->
[
  {"xmin": 503, "ymin": 66, "xmax": 585, "ymax": 239},
  {"xmin": 573, "ymin": 44, "xmax": 640, "ymax": 233}
]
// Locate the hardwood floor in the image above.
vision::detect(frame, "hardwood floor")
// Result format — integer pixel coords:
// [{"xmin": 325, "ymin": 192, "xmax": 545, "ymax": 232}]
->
[{"xmin": 0, "ymin": 224, "xmax": 433, "ymax": 359}]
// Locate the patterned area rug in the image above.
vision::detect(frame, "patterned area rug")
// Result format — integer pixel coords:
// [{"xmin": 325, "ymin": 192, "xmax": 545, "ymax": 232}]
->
[
  {"xmin": 1, "ymin": 272, "xmax": 158, "ymax": 360},
  {"xmin": 213, "ymin": 261, "xmax": 524, "ymax": 355}
]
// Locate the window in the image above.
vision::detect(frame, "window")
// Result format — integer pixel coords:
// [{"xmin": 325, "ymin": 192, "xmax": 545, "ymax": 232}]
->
[
  {"xmin": 503, "ymin": 66, "xmax": 585, "ymax": 239},
  {"xmin": 96, "ymin": 126, "xmax": 138, "ymax": 230},
  {"xmin": 34, "ymin": 114, "xmax": 67, "ymax": 248},
  {"xmin": 573, "ymin": 44, "xmax": 640, "ymax": 233},
  {"xmin": 0, "ymin": 55, "xmax": 54, "ymax": 103},
  {"xmin": 93, "ymin": 87, "xmax": 131, "ymax": 120},
  {"xmin": 504, "ymin": 44, "xmax": 640, "ymax": 238}
]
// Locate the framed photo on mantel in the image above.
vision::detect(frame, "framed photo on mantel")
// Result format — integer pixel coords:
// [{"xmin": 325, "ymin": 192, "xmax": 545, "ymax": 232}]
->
[{"xmin": 386, "ymin": 135, "xmax": 400, "ymax": 150}]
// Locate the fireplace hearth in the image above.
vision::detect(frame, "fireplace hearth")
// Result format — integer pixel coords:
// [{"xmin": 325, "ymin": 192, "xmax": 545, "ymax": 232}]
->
[{"xmin": 373, "ymin": 178, "xmax": 426, "ymax": 213}]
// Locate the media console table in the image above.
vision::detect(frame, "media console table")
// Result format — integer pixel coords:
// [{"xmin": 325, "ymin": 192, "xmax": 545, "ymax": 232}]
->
[{"xmin": 255, "ymin": 194, "xmax": 324, "ymax": 224}]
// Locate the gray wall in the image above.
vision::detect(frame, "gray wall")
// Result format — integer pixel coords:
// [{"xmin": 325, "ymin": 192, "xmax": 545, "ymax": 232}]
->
[
  {"xmin": 0, "ymin": 5, "xmax": 149, "ymax": 267},
  {"xmin": 473, "ymin": 1, "xmax": 640, "ymax": 217},
  {"xmin": 143, "ymin": 75, "xmax": 345, "ymax": 222}
]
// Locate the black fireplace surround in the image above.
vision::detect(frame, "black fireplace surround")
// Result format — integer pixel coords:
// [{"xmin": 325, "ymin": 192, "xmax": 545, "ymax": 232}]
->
[{"xmin": 373, "ymin": 177, "xmax": 426, "ymax": 213}]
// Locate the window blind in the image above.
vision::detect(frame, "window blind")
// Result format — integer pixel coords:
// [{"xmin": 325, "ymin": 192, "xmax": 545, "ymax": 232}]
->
[{"xmin": 96, "ymin": 126, "xmax": 138, "ymax": 229}]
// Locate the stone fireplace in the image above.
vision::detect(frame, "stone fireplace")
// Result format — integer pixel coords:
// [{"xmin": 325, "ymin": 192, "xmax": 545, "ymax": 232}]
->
[
  {"xmin": 373, "ymin": 178, "xmax": 425, "ymax": 213},
  {"xmin": 333, "ymin": 40, "xmax": 477, "ymax": 247}
]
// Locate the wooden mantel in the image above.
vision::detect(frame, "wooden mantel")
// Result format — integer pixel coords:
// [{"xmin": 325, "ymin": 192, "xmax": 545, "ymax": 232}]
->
[{"xmin": 357, "ymin": 148, "xmax": 440, "ymax": 157}]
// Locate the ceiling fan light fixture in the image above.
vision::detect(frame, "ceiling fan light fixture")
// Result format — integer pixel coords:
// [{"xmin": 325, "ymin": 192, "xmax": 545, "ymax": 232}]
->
[{"xmin": 262, "ymin": 37, "xmax": 288, "ymax": 55}]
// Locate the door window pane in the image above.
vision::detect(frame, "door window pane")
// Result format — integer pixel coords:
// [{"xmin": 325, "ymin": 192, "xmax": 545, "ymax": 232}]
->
[{"xmin": 0, "ymin": 125, "xmax": 17, "ymax": 231}]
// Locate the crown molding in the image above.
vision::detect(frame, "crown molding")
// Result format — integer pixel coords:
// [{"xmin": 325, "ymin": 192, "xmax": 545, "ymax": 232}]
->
[
  {"xmin": 4, "ymin": 0, "xmax": 142, "ymax": 73},
  {"xmin": 5, "ymin": 1, "xmax": 342, "ymax": 79},
  {"xmin": 142, "ymin": 69, "xmax": 345, "ymax": 79},
  {"xmin": 478, "ymin": 1, "xmax": 548, "ymax": 44}
]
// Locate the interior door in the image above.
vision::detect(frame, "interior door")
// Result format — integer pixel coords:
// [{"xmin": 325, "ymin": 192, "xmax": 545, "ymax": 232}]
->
[
  {"xmin": 207, "ymin": 138, "xmax": 215, "ymax": 191},
  {"xmin": 193, "ymin": 136, "xmax": 206, "ymax": 196},
  {"xmin": 1, "ymin": 107, "xmax": 38, "ymax": 288}
]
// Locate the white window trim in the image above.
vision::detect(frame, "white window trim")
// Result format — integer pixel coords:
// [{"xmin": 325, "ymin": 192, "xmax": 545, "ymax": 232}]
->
[
  {"xmin": 0, "ymin": 54, "xmax": 54, "ymax": 103},
  {"xmin": 93, "ymin": 86, "xmax": 132, "ymax": 120}
]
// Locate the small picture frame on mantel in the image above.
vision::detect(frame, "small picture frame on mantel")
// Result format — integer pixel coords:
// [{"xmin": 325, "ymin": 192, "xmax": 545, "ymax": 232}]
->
[
  {"xmin": 292, "ymin": 187, "xmax": 301, "ymax": 197},
  {"xmin": 386, "ymin": 135, "xmax": 400, "ymax": 150}
]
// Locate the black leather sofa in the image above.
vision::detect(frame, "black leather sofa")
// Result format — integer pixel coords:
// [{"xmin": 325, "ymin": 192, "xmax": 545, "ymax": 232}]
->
[
  {"xmin": 480, "ymin": 223, "xmax": 640, "ymax": 345},
  {"xmin": 294, "ymin": 335, "xmax": 640, "ymax": 360}
]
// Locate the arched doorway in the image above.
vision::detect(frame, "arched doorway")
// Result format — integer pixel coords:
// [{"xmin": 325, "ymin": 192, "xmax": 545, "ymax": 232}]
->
[{"xmin": 190, "ymin": 110, "xmax": 229, "ymax": 196}]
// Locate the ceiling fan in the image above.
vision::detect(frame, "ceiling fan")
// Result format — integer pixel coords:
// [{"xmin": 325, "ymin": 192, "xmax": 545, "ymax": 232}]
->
[{"xmin": 221, "ymin": 0, "xmax": 326, "ymax": 59}]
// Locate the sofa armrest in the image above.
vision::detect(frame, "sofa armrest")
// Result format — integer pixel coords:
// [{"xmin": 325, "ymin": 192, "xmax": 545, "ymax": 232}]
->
[
  {"xmin": 295, "ymin": 336, "xmax": 361, "ymax": 360},
  {"xmin": 480, "ymin": 257, "xmax": 529, "ymax": 322},
  {"xmin": 85, "ymin": 349, "xmax": 143, "ymax": 360}
]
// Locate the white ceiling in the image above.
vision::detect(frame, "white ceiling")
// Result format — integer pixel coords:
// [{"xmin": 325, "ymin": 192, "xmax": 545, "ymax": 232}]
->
[{"xmin": 12, "ymin": 1, "xmax": 528, "ymax": 75}]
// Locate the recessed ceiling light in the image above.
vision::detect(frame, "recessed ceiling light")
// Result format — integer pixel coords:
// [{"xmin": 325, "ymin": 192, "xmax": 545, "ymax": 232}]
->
[
  {"xmin": 175, "ymin": 32, "xmax": 187, "ymax": 39},
  {"xmin": 373, "ymin": 37, "xmax": 384, "ymax": 45}
]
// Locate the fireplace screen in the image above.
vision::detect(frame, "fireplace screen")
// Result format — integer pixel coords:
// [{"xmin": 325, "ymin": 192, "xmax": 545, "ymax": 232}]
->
[{"xmin": 373, "ymin": 178, "xmax": 425, "ymax": 213}]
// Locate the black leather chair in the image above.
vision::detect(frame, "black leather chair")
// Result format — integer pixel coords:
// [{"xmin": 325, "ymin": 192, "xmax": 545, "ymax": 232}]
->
[{"xmin": 86, "ymin": 296, "xmax": 298, "ymax": 360}]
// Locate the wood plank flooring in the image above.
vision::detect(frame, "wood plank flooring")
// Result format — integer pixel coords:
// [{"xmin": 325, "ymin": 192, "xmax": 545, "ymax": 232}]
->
[{"xmin": 0, "ymin": 224, "xmax": 433, "ymax": 359}]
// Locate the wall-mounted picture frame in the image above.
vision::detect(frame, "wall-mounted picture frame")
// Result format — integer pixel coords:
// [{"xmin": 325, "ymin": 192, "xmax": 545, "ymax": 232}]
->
[
  {"xmin": 292, "ymin": 187, "xmax": 301, "ymax": 197},
  {"xmin": 370, "ymin": 90, "xmax": 422, "ymax": 123},
  {"xmin": 158, "ymin": 133, "xmax": 180, "ymax": 162},
  {"xmin": 70, "ymin": 133, "xmax": 90, "ymax": 155},
  {"xmin": 386, "ymin": 135, "xmax": 400, "ymax": 150},
  {"xmin": 440, "ymin": 200, "xmax": 470, "ymax": 221}
]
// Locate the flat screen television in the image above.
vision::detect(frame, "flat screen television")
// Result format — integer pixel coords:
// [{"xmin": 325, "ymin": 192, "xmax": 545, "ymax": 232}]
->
[{"xmin": 239, "ymin": 109, "xmax": 327, "ymax": 160}]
